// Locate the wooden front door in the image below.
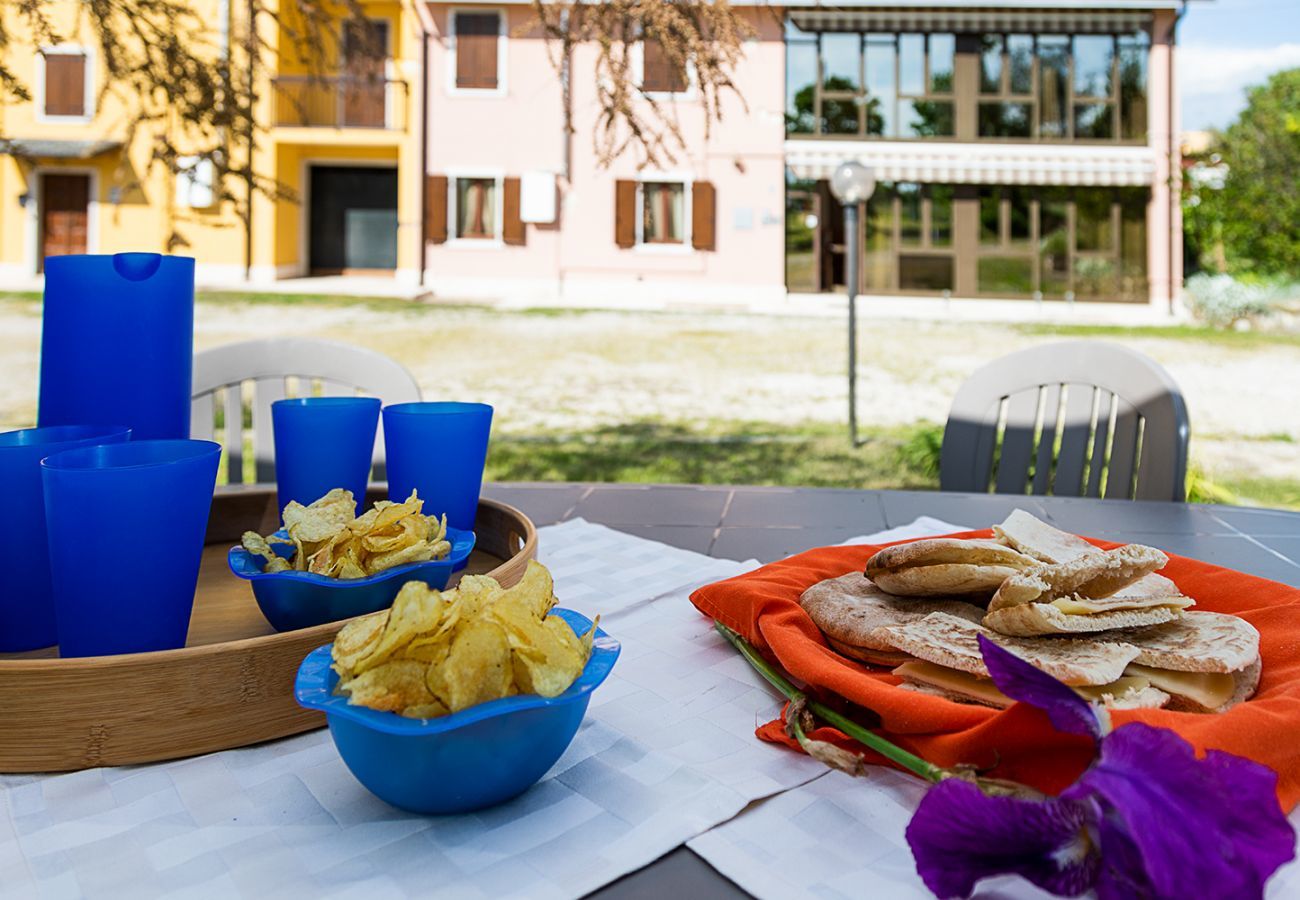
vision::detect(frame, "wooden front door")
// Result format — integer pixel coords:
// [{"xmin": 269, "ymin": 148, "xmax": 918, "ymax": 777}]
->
[
  {"xmin": 341, "ymin": 20, "xmax": 388, "ymax": 127},
  {"xmin": 40, "ymin": 174, "xmax": 90, "ymax": 270}
]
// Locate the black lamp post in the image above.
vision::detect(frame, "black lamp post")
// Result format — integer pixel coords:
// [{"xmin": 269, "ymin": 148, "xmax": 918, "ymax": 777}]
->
[{"xmin": 829, "ymin": 161, "xmax": 876, "ymax": 446}]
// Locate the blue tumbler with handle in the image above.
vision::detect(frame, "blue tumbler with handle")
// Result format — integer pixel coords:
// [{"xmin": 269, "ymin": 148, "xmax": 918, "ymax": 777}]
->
[
  {"xmin": 38, "ymin": 253, "xmax": 195, "ymax": 440},
  {"xmin": 0, "ymin": 424, "xmax": 131, "ymax": 652}
]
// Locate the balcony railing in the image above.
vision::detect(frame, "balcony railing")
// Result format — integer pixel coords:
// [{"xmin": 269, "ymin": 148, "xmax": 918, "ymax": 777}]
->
[{"xmin": 272, "ymin": 75, "xmax": 408, "ymax": 130}]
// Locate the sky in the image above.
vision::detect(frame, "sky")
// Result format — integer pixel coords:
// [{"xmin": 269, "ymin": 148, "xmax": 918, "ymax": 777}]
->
[{"xmin": 1179, "ymin": 0, "xmax": 1300, "ymax": 131}]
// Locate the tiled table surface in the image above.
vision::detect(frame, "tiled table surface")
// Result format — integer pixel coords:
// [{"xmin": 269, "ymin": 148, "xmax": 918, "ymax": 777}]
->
[{"xmin": 479, "ymin": 482, "xmax": 1300, "ymax": 899}]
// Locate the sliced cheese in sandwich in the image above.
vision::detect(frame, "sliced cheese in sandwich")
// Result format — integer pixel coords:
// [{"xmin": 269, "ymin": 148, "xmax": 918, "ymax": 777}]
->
[
  {"xmin": 875, "ymin": 612, "xmax": 1167, "ymax": 710},
  {"xmin": 1122, "ymin": 664, "xmax": 1237, "ymax": 711}
]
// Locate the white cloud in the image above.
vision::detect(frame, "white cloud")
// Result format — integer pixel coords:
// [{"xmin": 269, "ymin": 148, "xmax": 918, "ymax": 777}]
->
[{"xmin": 1179, "ymin": 42, "xmax": 1300, "ymax": 130}]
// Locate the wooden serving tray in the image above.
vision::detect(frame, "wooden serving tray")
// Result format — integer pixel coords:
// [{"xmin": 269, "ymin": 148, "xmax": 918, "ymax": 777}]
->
[{"xmin": 0, "ymin": 486, "xmax": 537, "ymax": 773}]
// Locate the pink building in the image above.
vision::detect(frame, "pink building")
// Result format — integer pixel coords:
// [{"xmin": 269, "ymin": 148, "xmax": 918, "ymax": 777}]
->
[{"xmin": 418, "ymin": 2, "xmax": 1184, "ymax": 310}]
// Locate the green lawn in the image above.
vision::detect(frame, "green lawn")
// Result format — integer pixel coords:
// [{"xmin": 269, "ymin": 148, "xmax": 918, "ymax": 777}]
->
[{"xmin": 486, "ymin": 420, "xmax": 1300, "ymax": 510}]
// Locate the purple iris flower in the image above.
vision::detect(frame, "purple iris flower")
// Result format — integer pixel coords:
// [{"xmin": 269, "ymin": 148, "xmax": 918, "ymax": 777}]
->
[{"xmin": 905, "ymin": 635, "xmax": 1295, "ymax": 899}]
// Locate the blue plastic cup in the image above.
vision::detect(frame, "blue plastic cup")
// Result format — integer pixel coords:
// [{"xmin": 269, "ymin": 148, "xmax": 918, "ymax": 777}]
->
[
  {"xmin": 0, "ymin": 425, "xmax": 131, "ymax": 651},
  {"xmin": 41, "ymin": 439, "xmax": 220, "ymax": 658},
  {"xmin": 38, "ymin": 253, "xmax": 195, "ymax": 440},
  {"xmin": 272, "ymin": 397, "xmax": 381, "ymax": 514},
  {"xmin": 383, "ymin": 402, "xmax": 493, "ymax": 530}
]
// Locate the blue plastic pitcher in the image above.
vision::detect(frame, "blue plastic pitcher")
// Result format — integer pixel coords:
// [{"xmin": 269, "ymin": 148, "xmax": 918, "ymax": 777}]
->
[{"xmin": 38, "ymin": 253, "xmax": 195, "ymax": 440}]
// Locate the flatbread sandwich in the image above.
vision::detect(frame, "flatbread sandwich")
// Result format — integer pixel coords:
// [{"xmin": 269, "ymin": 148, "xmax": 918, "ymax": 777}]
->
[
  {"xmin": 864, "ymin": 539, "xmax": 1038, "ymax": 598},
  {"xmin": 874, "ymin": 612, "xmax": 1167, "ymax": 710},
  {"xmin": 983, "ymin": 512, "xmax": 1195, "ymax": 636},
  {"xmin": 1109, "ymin": 610, "xmax": 1261, "ymax": 713},
  {"xmin": 799, "ymin": 573, "xmax": 986, "ymax": 665}
]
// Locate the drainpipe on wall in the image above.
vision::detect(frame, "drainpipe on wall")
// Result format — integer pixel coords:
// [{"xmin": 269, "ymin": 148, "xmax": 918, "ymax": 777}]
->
[
  {"xmin": 242, "ymin": 0, "xmax": 256, "ymax": 283},
  {"xmin": 1169, "ymin": 0, "xmax": 1188, "ymax": 315},
  {"xmin": 418, "ymin": 34, "xmax": 429, "ymax": 287}
]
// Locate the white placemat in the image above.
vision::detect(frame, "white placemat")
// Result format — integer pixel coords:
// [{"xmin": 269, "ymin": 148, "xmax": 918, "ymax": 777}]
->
[
  {"xmin": 688, "ymin": 519, "xmax": 1300, "ymax": 900},
  {"xmin": 1, "ymin": 518, "xmax": 830, "ymax": 899}
]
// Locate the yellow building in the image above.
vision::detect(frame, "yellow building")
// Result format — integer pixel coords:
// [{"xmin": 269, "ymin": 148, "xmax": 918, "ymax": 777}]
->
[{"xmin": 0, "ymin": 0, "xmax": 426, "ymax": 284}]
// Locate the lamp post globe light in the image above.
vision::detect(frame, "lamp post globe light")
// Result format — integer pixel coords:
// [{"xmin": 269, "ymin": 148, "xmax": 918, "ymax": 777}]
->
[{"xmin": 829, "ymin": 161, "xmax": 875, "ymax": 446}]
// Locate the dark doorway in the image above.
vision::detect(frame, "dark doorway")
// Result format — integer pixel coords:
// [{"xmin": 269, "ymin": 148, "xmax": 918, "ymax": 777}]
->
[
  {"xmin": 309, "ymin": 165, "xmax": 398, "ymax": 273},
  {"xmin": 40, "ymin": 173, "xmax": 89, "ymax": 270}
]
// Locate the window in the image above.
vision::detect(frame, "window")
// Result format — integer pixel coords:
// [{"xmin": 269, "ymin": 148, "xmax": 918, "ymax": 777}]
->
[
  {"xmin": 453, "ymin": 11, "xmax": 501, "ymax": 91},
  {"xmin": 453, "ymin": 177, "xmax": 499, "ymax": 239},
  {"xmin": 42, "ymin": 50, "xmax": 89, "ymax": 119},
  {"xmin": 640, "ymin": 182, "xmax": 686, "ymax": 244},
  {"xmin": 786, "ymin": 31, "xmax": 956, "ymax": 139},
  {"xmin": 642, "ymin": 39, "xmax": 687, "ymax": 93},
  {"xmin": 977, "ymin": 32, "xmax": 1147, "ymax": 142},
  {"xmin": 785, "ymin": 22, "xmax": 818, "ymax": 135},
  {"xmin": 970, "ymin": 186, "xmax": 1147, "ymax": 300},
  {"xmin": 857, "ymin": 181, "xmax": 955, "ymax": 292}
]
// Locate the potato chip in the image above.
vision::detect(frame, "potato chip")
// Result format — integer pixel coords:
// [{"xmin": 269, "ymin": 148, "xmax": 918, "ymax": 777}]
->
[
  {"xmin": 330, "ymin": 561, "xmax": 595, "ymax": 717},
  {"xmin": 489, "ymin": 561, "xmax": 557, "ymax": 625},
  {"xmin": 401, "ymin": 700, "xmax": 450, "ymax": 720},
  {"xmin": 332, "ymin": 609, "xmax": 389, "ymax": 676},
  {"xmin": 240, "ymin": 530, "xmax": 292, "ymax": 573},
  {"xmin": 353, "ymin": 581, "xmax": 447, "ymax": 675},
  {"xmin": 282, "ymin": 489, "xmax": 356, "ymax": 543},
  {"xmin": 441, "ymin": 618, "xmax": 514, "ymax": 712},
  {"xmin": 339, "ymin": 659, "xmax": 435, "ymax": 712},
  {"xmin": 243, "ymin": 489, "xmax": 450, "ymax": 580}
]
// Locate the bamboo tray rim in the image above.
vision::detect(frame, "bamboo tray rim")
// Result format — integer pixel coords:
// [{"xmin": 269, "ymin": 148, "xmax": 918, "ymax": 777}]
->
[{"xmin": 0, "ymin": 494, "xmax": 538, "ymax": 673}]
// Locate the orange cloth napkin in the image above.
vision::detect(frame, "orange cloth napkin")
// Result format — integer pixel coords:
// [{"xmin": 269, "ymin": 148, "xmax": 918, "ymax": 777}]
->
[{"xmin": 689, "ymin": 529, "xmax": 1300, "ymax": 811}]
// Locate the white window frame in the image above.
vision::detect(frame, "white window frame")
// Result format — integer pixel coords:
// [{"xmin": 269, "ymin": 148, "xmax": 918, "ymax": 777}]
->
[
  {"xmin": 633, "ymin": 173, "xmax": 693, "ymax": 253},
  {"xmin": 36, "ymin": 45, "xmax": 95, "ymax": 125},
  {"xmin": 446, "ymin": 7, "xmax": 507, "ymax": 98},
  {"xmin": 447, "ymin": 169, "xmax": 505, "ymax": 246},
  {"xmin": 631, "ymin": 38, "xmax": 698, "ymax": 101}
]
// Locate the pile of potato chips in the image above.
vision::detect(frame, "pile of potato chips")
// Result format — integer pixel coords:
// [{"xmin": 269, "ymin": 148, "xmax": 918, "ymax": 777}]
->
[
  {"xmin": 241, "ymin": 488, "xmax": 451, "ymax": 579},
  {"xmin": 331, "ymin": 560, "xmax": 595, "ymax": 718}
]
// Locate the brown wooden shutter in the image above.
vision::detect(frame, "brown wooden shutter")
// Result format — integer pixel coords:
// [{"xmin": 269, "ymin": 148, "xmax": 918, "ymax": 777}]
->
[
  {"xmin": 44, "ymin": 54, "xmax": 86, "ymax": 117},
  {"xmin": 502, "ymin": 177, "xmax": 525, "ymax": 246},
  {"xmin": 642, "ymin": 40, "xmax": 686, "ymax": 93},
  {"xmin": 455, "ymin": 13, "xmax": 499, "ymax": 89},
  {"xmin": 691, "ymin": 181, "xmax": 715, "ymax": 251},
  {"xmin": 425, "ymin": 175, "xmax": 448, "ymax": 244},
  {"xmin": 614, "ymin": 180, "xmax": 636, "ymax": 248}
]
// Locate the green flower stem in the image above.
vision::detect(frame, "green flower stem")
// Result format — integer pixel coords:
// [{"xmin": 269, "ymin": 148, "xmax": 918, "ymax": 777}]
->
[{"xmin": 714, "ymin": 621, "xmax": 944, "ymax": 783}]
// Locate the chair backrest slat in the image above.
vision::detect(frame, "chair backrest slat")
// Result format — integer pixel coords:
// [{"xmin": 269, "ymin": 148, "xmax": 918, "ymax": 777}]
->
[
  {"xmin": 223, "ymin": 384, "xmax": 245, "ymax": 485},
  {"xmin": 1084, "ymin": 389, "xmax": 1114, "ymax": 498},
  {"xmin": 253, "ymin": 376, "xmax": 286, "ymax": 485},
  {"xmin": 1029, "ymin": 383, "xmax": 1063, "ymax": 495},
  {"xmin": 994, "ymin": 388, "xmax": 1042, "ymax": 495},
  {"xmin": 190, "ymin": 392, "xmax": 215, "ymax": 442},
  {"xmin": 1105, "ymin": 396, "xmax": 1142, "ymax": 500},
  {"xmin": 941, "ymin": 341, "xmax": 1189, "ymax": 502},
  {"xmin": 192, "ymin": 339, "xmax": 422, "ymax": 486},
  {"xmin": 1053, "ymin": 383, "xmax": 1097, "ymax": 496}
]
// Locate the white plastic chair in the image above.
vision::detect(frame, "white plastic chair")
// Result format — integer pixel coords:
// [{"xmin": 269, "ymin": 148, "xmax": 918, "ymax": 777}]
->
[
  {"xmin": 191, "ymin": 338, "xmax": 422, "ymax": 485},
  {"xmin": 940, "ymin": 341, "xmax": 1189, "ymax": 501}
]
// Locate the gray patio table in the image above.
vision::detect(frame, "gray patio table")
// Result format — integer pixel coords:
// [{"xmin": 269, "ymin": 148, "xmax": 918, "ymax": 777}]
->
[{"xmin": 479, "ymin": 481, "xmax": 1300, "ymax": 900}]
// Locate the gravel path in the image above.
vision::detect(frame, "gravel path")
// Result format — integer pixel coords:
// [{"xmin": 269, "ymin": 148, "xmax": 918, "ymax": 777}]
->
[{"xmin": 2, "ymin": 297, "xmax": 1296, "ymax": 482}]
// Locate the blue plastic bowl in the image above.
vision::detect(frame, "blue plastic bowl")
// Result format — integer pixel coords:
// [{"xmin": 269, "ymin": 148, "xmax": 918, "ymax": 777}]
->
[
  {"xmin": 228, "ymin": 527, "xmax": 476, "ymax": 632},
  {"xmin": 294, "ymin": 608, "xmax": 619, "ymax": 814}
]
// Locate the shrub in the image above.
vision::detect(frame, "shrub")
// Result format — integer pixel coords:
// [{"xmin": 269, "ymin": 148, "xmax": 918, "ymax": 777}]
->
[{"xmin": 1183, "ymin": 274, "xmax": 1290, "ymax": 328}]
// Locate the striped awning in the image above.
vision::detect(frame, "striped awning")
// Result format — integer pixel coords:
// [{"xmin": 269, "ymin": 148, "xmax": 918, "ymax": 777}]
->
[
  {"xmin": 787, "ymin": 9, "xmax": 1150, "ymax": 33},
  {"xmin": 784, "ymin": 139, "xmax": 1156, "ymax": 186}
]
